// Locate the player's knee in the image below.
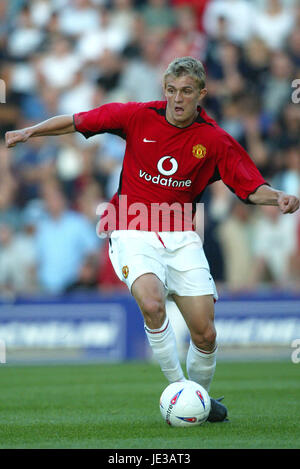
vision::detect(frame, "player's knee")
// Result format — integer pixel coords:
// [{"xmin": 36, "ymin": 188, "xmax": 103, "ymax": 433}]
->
[
  {"xmin": 141, "ymin": 298, "xmax": 166, "ymax": 329},
  {"xmin": 192, "ymin": 325, "xmax": 216, "ymax": 350},
  {"xmin": 205, "ymin": 327, "xmax": 217, "ymax": 347}
]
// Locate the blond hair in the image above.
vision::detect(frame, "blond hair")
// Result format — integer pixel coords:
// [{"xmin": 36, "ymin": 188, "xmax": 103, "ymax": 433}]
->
[{"xmin": 163, "ymin": 57, "xmax": 206, "ymax": 90}]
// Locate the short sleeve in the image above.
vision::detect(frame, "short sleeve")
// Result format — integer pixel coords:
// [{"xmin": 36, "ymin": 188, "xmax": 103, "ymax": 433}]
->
[
  {"xmin": 73, "ymin": 102, "xmax": 139, "ymax": 139},
  {"xmin": 215, "ymin": 130, "xmax": 269, "ymax": 203}
]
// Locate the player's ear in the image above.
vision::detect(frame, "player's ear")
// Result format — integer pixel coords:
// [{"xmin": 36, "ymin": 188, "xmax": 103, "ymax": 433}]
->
[
  {"xmin": 163, "ymin": 81, "xmax": 167, "ymax": 98},
  {"xmin": 199, "ymin": 88, "xmax": 207, "ymax": 102}
]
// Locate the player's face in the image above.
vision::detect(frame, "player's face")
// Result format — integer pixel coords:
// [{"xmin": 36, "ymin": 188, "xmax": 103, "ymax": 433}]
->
[{"xmin": 164, "ymin": 75, "xmax": 207, "ymax": 128}]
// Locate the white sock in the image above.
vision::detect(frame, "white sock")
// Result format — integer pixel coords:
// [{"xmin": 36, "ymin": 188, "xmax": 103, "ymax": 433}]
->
[
  {"xmin": 186, "ymin": 340, "xmax": 217, "ymax": 392},
  {"xmin": 144, "ymin": 317, "xmax": 185, "ymax": 383}
]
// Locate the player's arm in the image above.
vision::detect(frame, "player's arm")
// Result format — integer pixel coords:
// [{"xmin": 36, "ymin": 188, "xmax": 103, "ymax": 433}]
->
[
  {"xmin": 5, "ymin": 115, "xmax": 75, "ymax": 148},
  {"xmin": 215, "ymin": 130, "xmax": 300, "ymax": 215},
  {"xmin": 248, "ymin": 184, "xmax": 300, "ymax": 214}
]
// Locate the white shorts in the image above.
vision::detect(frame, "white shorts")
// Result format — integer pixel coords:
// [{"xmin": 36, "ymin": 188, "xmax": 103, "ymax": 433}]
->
[{"xmin": 108, "ymin": 231, "xmax": 218, "ymax": 300}]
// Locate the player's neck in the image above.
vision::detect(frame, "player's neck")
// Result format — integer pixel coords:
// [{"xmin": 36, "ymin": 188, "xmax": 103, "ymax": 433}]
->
[{"xmin": 165, "ymin": 107, "xmax": 199, "ymax": 128}]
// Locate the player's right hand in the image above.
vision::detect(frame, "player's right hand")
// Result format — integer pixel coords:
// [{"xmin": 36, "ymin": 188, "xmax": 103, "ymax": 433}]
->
[
  {"xmin": 5, "ymin": 129, "xmax": 31, "ymax": 148},
  {"xmin": 277, "ymin": 192, "xmax": 300, "ymax": 214}
]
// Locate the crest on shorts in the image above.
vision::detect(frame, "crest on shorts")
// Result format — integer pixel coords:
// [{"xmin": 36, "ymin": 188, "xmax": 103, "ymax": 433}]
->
[
  {"xmin": 122, "ymin": 265, "xmax": 129, "ymax": 279},
  {"xmin": 192, "ymin": 144, "xmax": 206, "ymax": 159}
]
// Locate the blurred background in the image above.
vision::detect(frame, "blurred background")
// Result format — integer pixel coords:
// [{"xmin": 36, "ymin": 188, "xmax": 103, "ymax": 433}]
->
[{"xmin": 0, "ymin": 0, "xmax": 300, "ymax": 364}]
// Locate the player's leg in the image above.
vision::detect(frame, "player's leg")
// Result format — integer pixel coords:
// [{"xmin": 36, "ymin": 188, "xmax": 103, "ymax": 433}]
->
[
  {"xmin": 172, "ymin": 292, "xmax": 228, "ymax": 422},
  {"xmin": 131, "ymin": 273, "xmax": 166, "ymax": 329},
  {"xmin": 164, "ymin": 236, "xmax": 228, "ymax": 421},
  {"xmin": 172, "ymin": 293, "xmax": 217, "ymax": 392},
  {"xmin": 108, "ymin": 231, "xmax": 184, "ymax": 383},
  {"xmin": 131, "ymin": 273, "xmax": 186, "ymax": 383}
]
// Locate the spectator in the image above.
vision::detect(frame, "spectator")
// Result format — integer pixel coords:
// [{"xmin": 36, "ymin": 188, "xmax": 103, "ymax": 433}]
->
[
  {"xmin": 0, "ymin": 144, "xmax": 21, "ymax": 229},
  {"xmin": 289, "ymin": 211, "xmax": 300, "ymax": 287},
  {"xmin": 261, "ymin": 51, "xmax": 295, "ymax": 120},
  {"xmin": 76, "ymin": 7, "xmax": 129, "ymax": 64},
  {"xmin": 109, "ymin": 0, "xmax": 136, "ymax": 39},
  {"xmin": 0, "ymin": 62, "xmax": 22, "ymax": 135},
  {"xmin": 96, "ymin": 133, "xmax": 126, "ymax": 198},
  {"xmin": 122, "ymin": 13, "xmax": 147, "ymax": 59},
  {"xmin": 9, "ymin": 54, "xmax": 38, "ymax": 97},
  {"xmin": 271, "ymin": 103, "xmax": 300, "ymax": 150},
  {"xmin": 252, "ymin": 0, "xmax": 294, "ymax": 51},
  {"xmin": 20, "ymin": 84, "xmax": 60, "ymax": 122},
  {"xmin": 219, "ymin": 97, "xmax": 245, "ymax": 143},
  {"xmin": 161, "ymin": 5, "xmax": 206, "ymax": 67},
  {"xmin": 29, "ymin": 0, "xmax": 54, "ymax": 29},
  {"xmin": 218, "ymin": 200, "xmax": 256, "ymax": 291},
  {"xmin": 36, "ymin": 36, "xmax": 82, "ymax": 90},
  {"xmin": 0, "ymin": 0, "xmax": 12, "ymax": 61},
  {"xmin": 240, "ymin": 99, "xmax": 270, "ymax": 176},
  {"xmin": 75, "ymin": 178, "xmax": 105, "ymax": 223},
  {"xmin": 201, "ymin": 181, "xmax": 230, "ymax": 284},
  {"xmin": 272, "ymin": 144, "xmax": 300, "ymax": 196},
  {"xmin": 55, "ymin": 135, "xmax": 85, "ymax": 197},
  {"xmin": 7, "ymin": 4, "xmax": 45, "ymax": 59},
  {"xmin": 203, "ymin": 0, "xmax": 255, "ymax": 45},
  {"xmin": 57, "ymin": 69, "xmax": 100, "ymax": 114},
  {"xmin": 0, "ymin": 171, "xmax": 20, "ymax": 231},
  {"xmin": 35, "ymin": 179, "xmax": 99, "ymax": 293},
  {"xmin": 43, "ymin": 10, "xmax": 62, "ymax": 40},
  {"xmin": 12, "ymin": 136, "xmax": 57, "ymax": 203},
  {"xmin": 171, "ymin": 0, "xmax": 211, "ymax": 32},
  {"xmin": 140, "ymin": 0, "xmax": 176, "ymax": 39},
  {"xmin": 95, "ymin": 49, "xmax": 125, "ymax": 101},
  {"xmin": 119, "ymin": 32, "xmax": 164, "ymax": 101},
  {"xmin": 242, "ymin": 37, "xmax": 270, "ymax": 96},
  {"xmin": 57, "ymin": 0, "xmax": 101, "ymax": 38},
  {"xmin": 65, "ymin": 254, "xmax": 99, "ymax": 292},
  {"xmin": 0, "ymin": 219, "xmax": 38, "ymax": 295},
  {"xmin": 286, "ymin": 27, "xmax": 300, "ymax": 69},
  {"xmin": 250, "ymin": 205, "xmax": 298, "ymax": 287},
  {"xmin": 205, "ymin": 41, "xmax": 246, "ymax": 102}
]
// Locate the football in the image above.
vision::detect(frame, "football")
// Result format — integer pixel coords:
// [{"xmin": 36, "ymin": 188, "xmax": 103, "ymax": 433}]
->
[{"xmin": 159, "ymin": 380, "xmax": 211, "ymax": 427}]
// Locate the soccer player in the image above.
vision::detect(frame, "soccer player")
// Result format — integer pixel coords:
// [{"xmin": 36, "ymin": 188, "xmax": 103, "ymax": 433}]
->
[{"xmin": 6, "ymin": 57, "xmax": 299, "ymax": 422}]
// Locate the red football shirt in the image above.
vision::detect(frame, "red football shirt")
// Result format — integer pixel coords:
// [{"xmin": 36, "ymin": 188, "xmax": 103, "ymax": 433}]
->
[{"xmin": 73, "ymin": 101, "xmax": 267, "ymax": 232}]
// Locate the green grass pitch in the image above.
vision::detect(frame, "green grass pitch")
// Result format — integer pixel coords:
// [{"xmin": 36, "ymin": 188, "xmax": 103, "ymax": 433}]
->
[{"xmin": 0, "ymin": 360, "xmax": 299, "ymax": 449}]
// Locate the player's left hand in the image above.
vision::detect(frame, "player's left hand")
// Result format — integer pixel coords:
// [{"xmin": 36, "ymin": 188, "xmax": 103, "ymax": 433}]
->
[{"xmin": 278, "ymin": 193, "xmax": 300, "ymax": 214}]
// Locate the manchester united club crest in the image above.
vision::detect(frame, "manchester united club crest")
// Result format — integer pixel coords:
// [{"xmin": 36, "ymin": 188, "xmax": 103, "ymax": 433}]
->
[
  {"xmin": 122, "ymin": 265, "xmax": 129, "ymax": 279},
  {"xmin": 192, "ymin": 144, "xmax": 206, "ymax": 159}
]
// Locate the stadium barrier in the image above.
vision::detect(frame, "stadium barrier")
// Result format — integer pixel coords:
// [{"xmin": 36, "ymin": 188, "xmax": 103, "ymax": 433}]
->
[
  {"xmin": 0, "ymin": 292, "xmax": 300, "ymax": 363},
  {"xmin": 215, "ymin": 293, "xmax": 300, "ymax": 346}
]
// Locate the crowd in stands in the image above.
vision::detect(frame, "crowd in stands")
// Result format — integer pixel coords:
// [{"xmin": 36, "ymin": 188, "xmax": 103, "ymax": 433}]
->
[{"xmin": 0, "ymin": 0, "xmax": 299, "ymax": 297}]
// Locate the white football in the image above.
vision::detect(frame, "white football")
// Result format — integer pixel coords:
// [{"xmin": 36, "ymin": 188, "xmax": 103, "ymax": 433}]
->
[{"xmin": 159, "ymin": 380, "xmax": 211, "ymax": 427}]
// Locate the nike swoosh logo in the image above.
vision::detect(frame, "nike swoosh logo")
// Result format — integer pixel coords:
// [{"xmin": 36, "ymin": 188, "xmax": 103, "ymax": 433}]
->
[{"xmin": 143, "ymin": 138, "xmax": 156, "ymax": 143}]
